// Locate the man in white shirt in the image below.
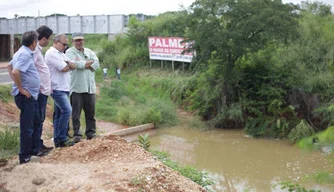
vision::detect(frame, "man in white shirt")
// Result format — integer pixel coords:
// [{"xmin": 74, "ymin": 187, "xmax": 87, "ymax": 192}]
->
[{"xmin": 45, "ymin": 33, "xmax": 76, "ymax": 148}]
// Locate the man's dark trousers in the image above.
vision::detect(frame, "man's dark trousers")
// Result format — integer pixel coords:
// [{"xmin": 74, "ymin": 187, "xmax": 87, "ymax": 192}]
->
[
  {"xmin": 37, "ymin": 93, "xmax": 48, "ymax": 148},
  {"xmin": 14, "ymin": 93, "xmax": 40, "ymax": 162},
  {"xmin": 70, "ymin": 92, "xmax": 96, "ymax": 138}
]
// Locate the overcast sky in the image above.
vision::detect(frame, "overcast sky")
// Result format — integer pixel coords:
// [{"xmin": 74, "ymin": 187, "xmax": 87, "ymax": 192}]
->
[{"xmin": 0, "ymin": 0, "xmax": 333, "ymax": 18}]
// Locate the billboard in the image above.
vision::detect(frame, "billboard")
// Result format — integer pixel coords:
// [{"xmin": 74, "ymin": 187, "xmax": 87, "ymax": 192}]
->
[{"xmin": 148, "ymin": 37, "xmax": 194, "ymax": 63}]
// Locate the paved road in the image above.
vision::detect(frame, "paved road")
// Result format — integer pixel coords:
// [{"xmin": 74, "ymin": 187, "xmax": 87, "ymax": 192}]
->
[{"xmin": 0, "ymin": 68, "xmax": 13, "ymax": 85}]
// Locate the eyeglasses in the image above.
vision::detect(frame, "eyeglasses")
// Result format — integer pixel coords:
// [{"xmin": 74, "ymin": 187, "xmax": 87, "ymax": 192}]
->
[{"xmin": 57, "ymin": 41, "xmax": 68, "ymax": 47}]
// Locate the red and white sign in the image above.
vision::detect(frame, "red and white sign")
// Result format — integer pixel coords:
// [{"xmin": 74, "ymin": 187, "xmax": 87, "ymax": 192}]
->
[{"xmin": 148, "ymin": 37, "xmax": 194, "ymax": 63}]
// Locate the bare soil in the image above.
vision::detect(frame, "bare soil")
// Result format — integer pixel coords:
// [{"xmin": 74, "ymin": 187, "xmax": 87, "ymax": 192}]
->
[{"xmin": 0, "ymin": 92, "xmax": 205, "ymax": 192}]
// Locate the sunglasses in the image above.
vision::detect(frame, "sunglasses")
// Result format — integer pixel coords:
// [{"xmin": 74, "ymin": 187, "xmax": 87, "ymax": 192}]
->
[{"xmin": 58, "ymin": 41, "xmax": 68, "ymax": 47}]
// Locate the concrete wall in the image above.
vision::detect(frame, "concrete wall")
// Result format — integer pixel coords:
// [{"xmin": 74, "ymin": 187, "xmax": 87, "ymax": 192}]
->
[{"xmin": 0, "ymin": 15, "xmax": 126, "ymax": 34}]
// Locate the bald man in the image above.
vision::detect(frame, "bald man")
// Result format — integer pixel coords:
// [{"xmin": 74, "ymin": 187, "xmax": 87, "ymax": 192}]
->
[{"xmin": 45, "ymin": 34, "xmax": 76, "ymax": 148}]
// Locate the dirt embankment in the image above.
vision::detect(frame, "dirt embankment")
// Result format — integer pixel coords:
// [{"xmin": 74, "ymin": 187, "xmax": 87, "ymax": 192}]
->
[{"xmin": 0, "ymin": 94, "xmax": 206, "ymax": 192}]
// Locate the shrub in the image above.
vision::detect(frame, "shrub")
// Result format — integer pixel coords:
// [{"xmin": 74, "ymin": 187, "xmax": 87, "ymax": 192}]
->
[{"xmin": 288, "ymin": 120, "xmax": 315, "ymax": 142}]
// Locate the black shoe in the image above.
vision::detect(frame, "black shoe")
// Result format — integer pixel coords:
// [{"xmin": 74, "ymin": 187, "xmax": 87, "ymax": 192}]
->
[
  {"xmin": 86, "ymin": 135, "xmax": 96, "ymax": 140},
  {"xmin": 41, "ymin": 145, "xmax": 54, "ymax": 152},
  {"xmin": 19, "ymin": 157, "xmax": 30, "ymax": 164},
  {"xmin": 19, "ymin": 156, "xmax": 40, "ymax": 164},
  {"xmin": 55, "ymin": 140, "xmax": 75, "ymax": 148},
  {"xmin": 73, "ymin": 136, "xmax": 81, "ymax": 143},
  {"xmin": 36, "ymin": 151, "xmax": 49, "ymax": 157}
]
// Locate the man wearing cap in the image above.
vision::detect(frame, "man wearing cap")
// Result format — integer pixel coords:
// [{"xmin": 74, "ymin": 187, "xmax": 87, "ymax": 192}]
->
[{"xmin": 66, "ymin": 32, "xmax": 100, "ymax": 143}]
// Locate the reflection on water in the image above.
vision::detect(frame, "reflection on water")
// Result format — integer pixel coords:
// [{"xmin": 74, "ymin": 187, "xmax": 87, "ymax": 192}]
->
[{"xmin": 149, "ymin": 114, "xmax": 334, "ymax": 192}]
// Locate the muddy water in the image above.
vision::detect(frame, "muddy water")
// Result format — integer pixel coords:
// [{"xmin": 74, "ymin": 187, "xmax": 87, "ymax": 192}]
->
[{"xmin": 149, "ymin": 113, "xmax": 334, "ymax": 192}]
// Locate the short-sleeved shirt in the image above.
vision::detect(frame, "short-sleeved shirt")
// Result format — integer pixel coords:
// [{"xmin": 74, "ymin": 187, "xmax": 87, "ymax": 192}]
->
[
  {"xmin": 11, "ymin": 46, "xmax": 40, "ymax": 100},
  {"xmin": 34, "ymin": 43, "xmax": 51, "ymax": 95},
  {"xmin": 65, "ymin": 47, "xmax": 100, "ymax": 95},
  {"xmin": 45, "ymin": 47, "xmax": 71, "ymax": 92}
]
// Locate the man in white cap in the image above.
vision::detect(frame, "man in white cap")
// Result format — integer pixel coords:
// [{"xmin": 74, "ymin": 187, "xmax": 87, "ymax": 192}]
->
[{"xmin": 65, "ymin": 32, "xmax": 100, "ymax": 143}]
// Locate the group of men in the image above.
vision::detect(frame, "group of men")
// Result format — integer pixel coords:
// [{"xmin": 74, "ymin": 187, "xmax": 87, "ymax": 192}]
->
[{"xmin": 7, "ymin": 25, "xmax": 100, "ymax": 164}]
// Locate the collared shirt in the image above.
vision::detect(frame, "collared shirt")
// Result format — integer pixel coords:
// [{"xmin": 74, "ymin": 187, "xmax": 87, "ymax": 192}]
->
[
  {"xmin": 11, "ymin": 45, "xmax": 40, "ymax": 100},
  {"xmin": 45, "ymin": 47, "xmax": 71, "ymax": 92},
  {"xmin": 34, "ymin": 42, "xmax": 51, "ymax": 95},
  {"xmin": 65, "ymin": 47, "xmax": 100, "ymax": 95}
]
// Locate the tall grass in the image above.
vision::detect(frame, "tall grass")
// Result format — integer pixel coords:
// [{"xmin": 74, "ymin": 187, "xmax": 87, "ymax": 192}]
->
[
  {"xmin": 0, "ymin": 126, "xmax": 20, "ymax": 159},
  {"xmin": 0, "ymin": 85, "xmax": 12, "ymax": 103},
  {"xmin": 94, "ymin": 68, "xmax": 197, "ymax": 127}
]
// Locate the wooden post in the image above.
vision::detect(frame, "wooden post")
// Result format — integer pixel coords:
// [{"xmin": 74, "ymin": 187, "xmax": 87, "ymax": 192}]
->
[
  {"xmin": 172, "ymin": 60, "xmax": 174, "ymax": 71},
  {"xmin": 182, "ymin": 62, "xmax": 184, "ymax": 72},
  {"xmin": 161, "ymin": 60, "xmax": 163, "ymax": 69},
  {"xmin": 150, "ymin": 60, "xmax": 152, "ymax": 68}
]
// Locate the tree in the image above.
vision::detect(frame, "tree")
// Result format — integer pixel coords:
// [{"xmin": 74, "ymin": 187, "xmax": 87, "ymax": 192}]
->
[
  {"xmin": 186, "ymin": 0, "xmax": 300, "ymax": 122},
  {"xmin": 46, "ymin": 13, "xmax": 67, "ymax": 17},
  {"xmin": 300, "ymin": 1, "xmax": 332, "ymax": 16}
]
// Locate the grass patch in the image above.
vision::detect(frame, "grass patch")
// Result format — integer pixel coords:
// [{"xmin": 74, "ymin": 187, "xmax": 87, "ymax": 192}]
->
[
  {"xmin": 0, "ymin": 85, "xmax": 12, "ymax": 103},
  {"xmin": 190, "ymin": 116, "xmax": 211, "ymax": 131},
  {"xmin": 298, "ymin": 126, "xmax": 334, "ymax": 150},
  {"xmin": 0, "ymin": 126, "xmax": 19, "ymax": 159},
  {"xmin": 151, "ymin": 150, "xmax": 214, "ymax": 190},
  {"xmin": 95, "ymin": 68, "xmax": 188, "ymax": 127}
]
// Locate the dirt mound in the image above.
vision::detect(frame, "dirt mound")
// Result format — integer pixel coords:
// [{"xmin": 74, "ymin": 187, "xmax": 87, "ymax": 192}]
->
[
  {"xmin": 0, "ymin": 135, "xmax": 206, "ymax": 192},
  {"xmin": 43, "ymin": 135, "xmax": 144, "ymax": 164},
  {"xmin": 0, "ymin": 100, "xmax": 19, "ymax": 125}
]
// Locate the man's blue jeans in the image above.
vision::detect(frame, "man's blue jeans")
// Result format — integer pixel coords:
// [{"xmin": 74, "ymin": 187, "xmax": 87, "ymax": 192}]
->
[
  {"xmin": 14, "ymin": 93, "xmax": 40, "ymax": 162},
  {"xmin": 37, "ymin": 93, "xmax": 48, "ymax": 148},
  {"xmin": 51, "ymin": 90, "xmax": 71, "ymax": 145}
]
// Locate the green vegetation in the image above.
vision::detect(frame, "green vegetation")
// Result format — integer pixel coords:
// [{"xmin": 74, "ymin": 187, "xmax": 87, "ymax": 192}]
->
[
  {"xmin": 95, "ymin": 3, "xmax": 334, "ymax": 189},
  {"xmin": 95, "ymin": 69, "xmax": 179, "ymax": 127},
  {"xmin": 96, "ymin": 0, "xmax": 334, "ymax": 144},
  {"xmin": 80, "ymin": 34, "xmax": 108, "ymax": 53},
  {"xmin": 151, "ymin": 150, "xmax": 214, "ymax": 190},
  {"xmin": 136, "ymin": 132, "xmax": 214, "ymax": 190},
  {"xmin": 298, "ymin": 126, "xmax": 334, "ymax": 151},
  {"xmin": 278, "ymin": 181, "xmax": 320, "ymax": 192},
  {"xmin": 0, "ymin": 85, "xmax": 12, "ymax": 103},
  {"xmin": 0, "ymin": 126, "xmax": 20, "ymax": 159},
  {"xmin": 138, "ymin": 133, "xmax": 150, "ymax": 151}
]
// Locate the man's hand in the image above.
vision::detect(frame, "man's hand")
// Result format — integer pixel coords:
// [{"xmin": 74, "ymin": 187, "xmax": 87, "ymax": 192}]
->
[
  {"xmin": 11, "ymin": 68, "xmax": 31, "ymax": 98},
  {"xmin": 68, "ymin": 61, "xmax": 76, "ymax": 70},
  {"xmin": 85, "ymin": 60, "xmax": 94, "ymax": 69},
  {"xmin": 19, "ymin": 88, "xmax": 31, "ymax": 98}
]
